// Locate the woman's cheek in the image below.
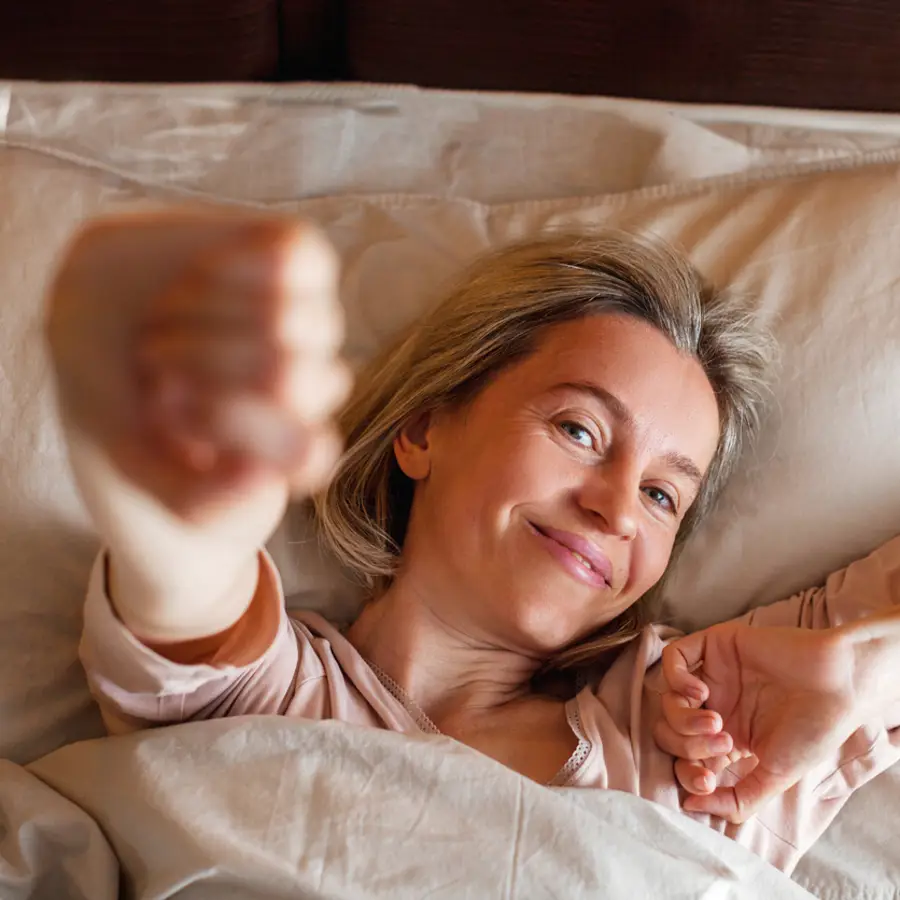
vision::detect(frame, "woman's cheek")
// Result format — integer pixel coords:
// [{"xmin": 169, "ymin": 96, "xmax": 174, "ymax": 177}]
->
[
  {"xmin": 627, "ymin": 536, "xmax": 668, "ymax": 599},
  {"xmin": 646, "ymin": 535, "xmax": 677, "ymax": 590}
]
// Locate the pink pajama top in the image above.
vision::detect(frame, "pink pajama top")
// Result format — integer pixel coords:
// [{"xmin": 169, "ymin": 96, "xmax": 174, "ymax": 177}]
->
[{"xmin": 79, "ymin": 535, "xmax": 900, "ymax": 874}]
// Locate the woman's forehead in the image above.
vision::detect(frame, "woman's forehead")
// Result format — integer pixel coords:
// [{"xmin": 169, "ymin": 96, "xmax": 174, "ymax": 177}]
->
[
  {"xmin": 514, "ymin": 316, "xmax": 695, "ymax": 389},
  {"xmin": 492, "ymin": 316, "xmax": 721, "ymax": 464}
]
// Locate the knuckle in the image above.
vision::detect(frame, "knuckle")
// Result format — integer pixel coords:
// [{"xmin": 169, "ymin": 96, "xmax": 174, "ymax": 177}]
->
[
  {"xmin": 279, "ymin": 299, "xmax": 345, "ymax": 350},
  {"xmin": 685, "ymin": 736, "xmax": 709, "ymax": 759},
  {"xmin": 285, "ymin": 222, "xmax": 339, "ymax": 277},
  {"xmin": 276, "ymin": 359, "xmax": 349, "ymax": 419},
  {"xmin": 265, "ymin": 221, "xmax": 339, "ymax": 295}
]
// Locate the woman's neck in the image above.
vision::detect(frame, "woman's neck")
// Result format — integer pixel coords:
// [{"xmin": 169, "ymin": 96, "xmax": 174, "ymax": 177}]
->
[{"xmin": 346, "ymin": 582, "xmax": 545, "ymax": 729}]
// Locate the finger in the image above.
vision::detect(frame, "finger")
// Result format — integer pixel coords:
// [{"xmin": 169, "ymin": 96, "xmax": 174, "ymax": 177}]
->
[
  {"xmin": 682, "ymin": 768, "xmax": 784, "ymax": 824},
  {"xmin": 720, "ymin": 750, "xmax": 759, "ymax": 778},
  {"xmin": 206, "ymin": 395, "xmax": 346, "ymax": 482},
  {"xmin": 207, "ymin": 395, "xmax": 320, "ymax": 465},
  {"xmin": 138, "ymin": 328, "xmax": 353, "ymax": 409},
  {"xmin": 145, "ymin": 386, "xmax": 295, "ymax": 467},
  {"xmin": 145, "ymin": 356, "xmax": 353, "ymax": 428},
  {"xmin": 278, "ymin": 358, "xmax": 355, "ymax": 423},
  {"xmin": 653, "ymin": 719, "xmax": 734, "ymax": 761},
  {"xmin": 702, "ymin": 753, "xmax": 737, "ymax": 776},
  {"xmin": 674, "ymin": 759, "xmax": 716, "ymax": 795},
  {"xmin": 662, "ymin": 636, "xmax": 709, "ymax": 705},
  {"xmin": 661, "ymin": 692, "xmax": 722, "ymax": 735},
  {"xmin": 152, "ymin": 223, "xmax": 340, "ymax": 333},
  {"xmin": 139, "ymin": 330, "xmax": 277, "ymax": 389},
  {"xmin": 150, "ymin": 426, "xmax": 221, "ymax": 475},
  {"xmin": 287, "ymin": 426, "xmax": 344, "ymax": 495},
  {"xmin": 148, "ymin": 282, "xmax": 344, "ymax": 354}
]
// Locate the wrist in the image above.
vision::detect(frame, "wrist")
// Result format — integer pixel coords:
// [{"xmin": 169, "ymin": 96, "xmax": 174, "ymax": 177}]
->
[
  {"xmin": 840, "ymin": 610, "xmax": 900, "ymax": 724},
  {"xmin": 108, "ymin": 550, "xmax": 262, "ymax": 644}
]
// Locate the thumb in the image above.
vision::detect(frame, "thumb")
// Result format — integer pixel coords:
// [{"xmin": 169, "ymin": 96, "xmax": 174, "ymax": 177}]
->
[{"xmin": 682, "ymin": 764, "xmax": 795, "ymax": 824}]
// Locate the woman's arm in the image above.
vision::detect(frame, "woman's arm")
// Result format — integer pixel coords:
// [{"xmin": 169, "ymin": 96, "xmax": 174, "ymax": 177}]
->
[
  {"xmin": 844, "ymin": 604, "xmax": 900, "ymax": 724},
  {"xmin": 740, "ymin": 532, "xmax": 900, "ymax": 633},
  {"xmin": 656, "ymin": 533, "xmax": 900, "ymax": 822},
  {"xmin": 47, "ymin": 212, "xmax": 349, "ymax": 655},
  {"xmin": 79, "ymin": 549, "xmax": 310, "ymax": 733}
]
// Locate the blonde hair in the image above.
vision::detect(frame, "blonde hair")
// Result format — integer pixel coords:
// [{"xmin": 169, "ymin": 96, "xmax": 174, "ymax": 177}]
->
[{"xmin": 314, "ymin": 232, "xmax": 774, "ymax": 672}]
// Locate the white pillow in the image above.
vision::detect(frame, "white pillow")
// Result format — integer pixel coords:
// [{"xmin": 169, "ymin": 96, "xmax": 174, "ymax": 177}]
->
[
  {"xmin": 2, "ymin": 85, "xmax": 900, "ymax": 768},
  {"xmin": 276, "ymin": 159, "xmax": 900, "ymax": 631}
]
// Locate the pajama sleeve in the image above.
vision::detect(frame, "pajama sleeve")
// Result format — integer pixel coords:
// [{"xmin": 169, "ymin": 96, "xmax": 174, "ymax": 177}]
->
[
  {"xmin": 79, "ymin": 549, "xmax": 324, "ymax": 734},
  {"xmin": 704, "ymin": 533, "xmax": 900, "ymax": 870}
]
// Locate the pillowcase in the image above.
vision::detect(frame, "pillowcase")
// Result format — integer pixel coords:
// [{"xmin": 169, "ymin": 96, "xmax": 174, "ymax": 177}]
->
[{"xmin": 275, "ymin": 156, "xmax": 900, "ymax": 632}]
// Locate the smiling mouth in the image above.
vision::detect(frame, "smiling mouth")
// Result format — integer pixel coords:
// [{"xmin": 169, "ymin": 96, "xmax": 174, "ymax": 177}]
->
[
  {"xmin": 530, "ymin": 522, "xmax": 610, "ymax": 586},
  {"xmin": 546, "ymin": 534, "xmax": 596, "ymax": 571},
  {"xmin": 568, "ymin": 550, "xmax": 596, "ymax": 572}
]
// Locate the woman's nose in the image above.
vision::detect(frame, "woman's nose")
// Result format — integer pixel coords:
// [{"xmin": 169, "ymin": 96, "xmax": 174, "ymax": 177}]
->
[{"xmin": 578, "ymin": 468, "xmax": 639, "ymax": 540}]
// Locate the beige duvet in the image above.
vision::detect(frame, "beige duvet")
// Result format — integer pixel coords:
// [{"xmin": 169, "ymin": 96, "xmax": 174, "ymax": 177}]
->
[{"xmin": 2, "ymin": 718, "xmax": 811, "ymax": 899}]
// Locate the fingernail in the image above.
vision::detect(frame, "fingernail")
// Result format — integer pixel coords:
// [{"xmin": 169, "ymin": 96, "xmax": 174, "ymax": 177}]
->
[
  {"xmin": 691, "ymin": 714, "xmax": 717, "ymax": 732},
  {"xmin": 710, "ymin": 734, "xmax": 732, "ymax": 754},
  {"xmin": 694, "ymin": 774, "xmax": 712, "ymax": 792}
]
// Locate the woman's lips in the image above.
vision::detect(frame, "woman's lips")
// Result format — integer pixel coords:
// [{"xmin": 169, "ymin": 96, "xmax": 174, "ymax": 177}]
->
[{"xmin": 527, "ymin": 521, "xmax": 613, "ymax": 590}]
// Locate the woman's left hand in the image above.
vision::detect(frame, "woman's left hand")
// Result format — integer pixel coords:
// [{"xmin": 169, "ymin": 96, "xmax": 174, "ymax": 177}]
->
[{"xmin": 654, "ymin": 621, "xmax": 862, "ymax": 823}]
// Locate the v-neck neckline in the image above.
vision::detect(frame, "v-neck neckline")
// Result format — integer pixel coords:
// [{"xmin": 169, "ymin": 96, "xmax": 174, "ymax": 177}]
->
[{"xmin": 366, "ymin": 656, "xmax": 593, "ymax": 787}]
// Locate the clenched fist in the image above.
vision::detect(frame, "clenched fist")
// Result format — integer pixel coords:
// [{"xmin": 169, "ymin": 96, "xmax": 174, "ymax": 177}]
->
[
  {"xmin": 45, "ymin": 210, "xmax": 353, "ymax": 641},
  {"xmin": 48, "ymin": 210, "xmax": 351, "ymax": 517}
]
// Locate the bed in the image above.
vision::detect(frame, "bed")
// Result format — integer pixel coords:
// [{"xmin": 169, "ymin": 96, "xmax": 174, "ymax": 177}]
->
[{"xmin": 2, "ymin": 6, "xmax": 900, "ymax": 898}]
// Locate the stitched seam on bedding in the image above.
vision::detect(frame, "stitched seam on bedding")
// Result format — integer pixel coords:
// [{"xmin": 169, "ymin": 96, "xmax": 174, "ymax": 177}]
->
[
  {"xmin": 287, "ymin": 147, "xmax": 900, "ymax": 211},
  {"xmin": 4, "ymin": 136, "xmax": 900, "ymax": 215},
  {"xmin": 795, "ymin": 881, "xmax": 900, "ymax": 900}
]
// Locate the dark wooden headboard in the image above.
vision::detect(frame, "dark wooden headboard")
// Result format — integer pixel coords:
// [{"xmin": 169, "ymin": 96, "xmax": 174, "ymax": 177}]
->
[{"xmin": 3, "ymin": 1, "xmax": 899, "ymax": 112}]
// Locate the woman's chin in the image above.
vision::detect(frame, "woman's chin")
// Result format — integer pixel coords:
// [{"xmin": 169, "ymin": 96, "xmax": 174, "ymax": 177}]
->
[{"xmin": 493, "ymin": 593, "xmax": 604, "ymax": 657}]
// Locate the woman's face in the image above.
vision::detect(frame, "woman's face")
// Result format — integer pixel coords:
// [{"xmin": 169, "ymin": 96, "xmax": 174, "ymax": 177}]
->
[{"xmin": 392, "ymin": 313, "xmax": 721, "ymax": 656}]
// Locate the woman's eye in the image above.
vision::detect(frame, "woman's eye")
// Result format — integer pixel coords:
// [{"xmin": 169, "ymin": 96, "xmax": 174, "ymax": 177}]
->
[
  {"xmin": 643, "ymin": 486, "xmax": 677, "ymax": 513},
  {"xmin": 559, "ymin": 420, "xmax": 596, "ymax": 449}
]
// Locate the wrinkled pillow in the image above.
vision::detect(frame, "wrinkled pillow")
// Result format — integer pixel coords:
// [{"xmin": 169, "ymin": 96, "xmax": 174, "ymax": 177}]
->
[{"xmin": 275, "ymin": 156, "xmax": 900, "ymax": 633}]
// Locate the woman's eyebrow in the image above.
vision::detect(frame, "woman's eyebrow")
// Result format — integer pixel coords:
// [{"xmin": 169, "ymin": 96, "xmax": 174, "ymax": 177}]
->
[
  {"xmin": 550, "ymin": 381, "xmax": 634, "ymax": 428},
  {"xmin": 660, "ymin": 451, "xmax": 704, "ymax": 488},
  {"xmin": 550, "ymin": 380, "xmax": 704, "ymax": 487},
  {"xmin": 550, "ymin": 380, "xmax": 636, "ymax": 427}
]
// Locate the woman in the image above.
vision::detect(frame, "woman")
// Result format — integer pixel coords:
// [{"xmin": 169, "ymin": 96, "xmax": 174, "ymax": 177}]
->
[{"xmin": 48, "ymin": 211, "xmax": 900, "ymax": 873}]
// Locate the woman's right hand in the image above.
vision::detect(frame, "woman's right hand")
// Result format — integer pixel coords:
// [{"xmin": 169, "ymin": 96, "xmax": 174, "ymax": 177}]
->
[{"xmin": 46, "ymin": 210, "xmax": 353, "ymax": 640}]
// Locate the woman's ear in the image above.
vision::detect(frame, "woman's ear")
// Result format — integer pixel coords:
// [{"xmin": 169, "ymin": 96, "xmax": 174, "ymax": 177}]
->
[{"xmin": 393, "ymin": 410, "xmax": 434, "ymax": 481}]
